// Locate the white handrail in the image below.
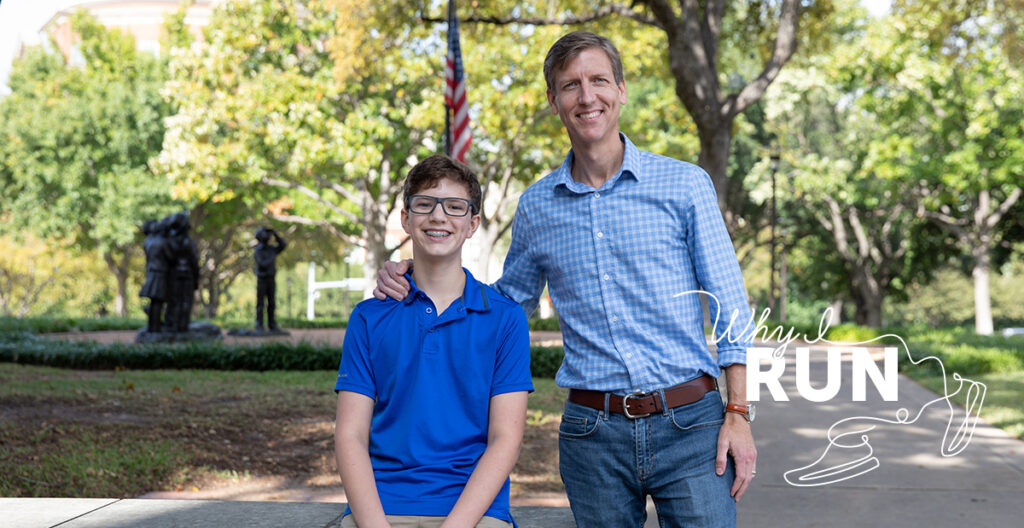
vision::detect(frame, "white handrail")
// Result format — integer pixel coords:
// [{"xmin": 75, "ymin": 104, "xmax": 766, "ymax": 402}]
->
[{"xmin": 307, "ymin": 262, "xmax": 365, "ymax": 320}]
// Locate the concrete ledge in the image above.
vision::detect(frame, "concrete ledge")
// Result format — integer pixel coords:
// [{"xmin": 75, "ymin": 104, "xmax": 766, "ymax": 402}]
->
[{"xmin": 0, "ymin": 499, "xmax": 577, "ymax": 528}]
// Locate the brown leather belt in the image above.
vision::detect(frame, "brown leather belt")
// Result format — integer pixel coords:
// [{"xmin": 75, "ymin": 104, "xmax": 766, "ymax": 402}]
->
[{"xmin": 567, "ymin": 375, "xmax": 717, "ymax": 418}]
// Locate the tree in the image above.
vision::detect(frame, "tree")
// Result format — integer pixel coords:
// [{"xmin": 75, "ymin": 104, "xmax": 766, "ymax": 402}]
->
[
  {"xmin": 419, "ymin": 0, "xmax": 834, "ymax": 232},
  {"xmin": 0, "ymin": 12, "xmax": 179, "ymax": 316},
  {"xmin": 763, "ymin": 5, "xmax": 950, "ymax": 327},
  {"xmin": 882, "ymin": 1, "xmax": 1024, "ymax": 334},
  {"xmin": 159, "ymin": 0, "xmax": 452, "ymax": 297}
]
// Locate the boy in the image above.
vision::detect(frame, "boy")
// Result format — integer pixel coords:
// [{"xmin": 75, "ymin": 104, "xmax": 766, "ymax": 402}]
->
[{"xmin": 334, "ymin": 154, "xmax": 533, "ymax": 528}]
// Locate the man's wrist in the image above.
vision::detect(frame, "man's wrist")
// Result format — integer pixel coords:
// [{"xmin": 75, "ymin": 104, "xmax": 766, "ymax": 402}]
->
[{"xmin": 725, "ymin": 402, "xmax": 755, "ymax": 423}]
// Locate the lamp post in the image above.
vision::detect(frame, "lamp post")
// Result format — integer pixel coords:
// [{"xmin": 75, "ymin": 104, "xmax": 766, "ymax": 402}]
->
[{"xmin": 769, "ymin": 150, "xmax": 781, "ymax": 316}]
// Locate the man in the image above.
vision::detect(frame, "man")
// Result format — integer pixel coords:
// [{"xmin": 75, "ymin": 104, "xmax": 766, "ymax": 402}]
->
[
  {"xmin": 253, "ymin": 227, "xmax": 286, "ymax": 331},
  {"xmin": 336, "ymin": 154, "xmax": 532, "ymax": 527},
  {"xmin": 376, "ymin": 32, "xmax": 755, "ymax": 527}
]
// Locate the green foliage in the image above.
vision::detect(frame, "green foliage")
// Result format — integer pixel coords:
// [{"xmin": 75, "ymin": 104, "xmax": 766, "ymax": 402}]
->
[
  {"xmin": 0, "ymin": 334, "xmax": 338, "ymax": 371},
  {"xmin": 215, "ymin": 316, "xmax": 348, "ymax": 330},
  {"xmin": 0, "ymin": 334, "xmax": 565, "ymax": 378},
  {"xmin": 529, "ymin": 346, "xmax": 565, "ymax": 379},
  {"xmin": 0, "ymin": 11, "xmax": 182, "ymax": 315},
  {"xmin": 824, "ymin": 324, "xmax": 896, "ymax": 344},
  {"xmin": 897, "ymin": 326, "xmax": 1024, "ymax": 377},
  {"xmin": 0, "ymin": 316, "xmax": 145, "ymax": 334},
  {"xmin": 528, "ymin": 317, "xmax": 561, "ymax": 332}
]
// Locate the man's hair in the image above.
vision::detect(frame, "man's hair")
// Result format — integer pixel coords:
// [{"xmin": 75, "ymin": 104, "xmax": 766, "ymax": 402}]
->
[
  {"xmin": 402, "ymin": 154, "xmax": 482, "ymax": 213},
  {"xmin": 543, "ymin": 31, "xmax": 624, "ymax": 93}
]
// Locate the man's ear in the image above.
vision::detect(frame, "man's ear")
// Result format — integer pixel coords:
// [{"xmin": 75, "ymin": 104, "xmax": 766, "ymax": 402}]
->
[
  {"xmin": 547, "ymin": 88, "xmax": 558, "ymax": 115},
  {"xmin": 618, "ymin": 79, "xmax": 627, "ymax": 105}
]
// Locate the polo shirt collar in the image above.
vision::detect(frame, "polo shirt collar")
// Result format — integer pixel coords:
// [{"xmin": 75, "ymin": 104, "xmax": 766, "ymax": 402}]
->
[
  {"xmin": 460, "ymin": 268, "xmax": 491, "ymax": 312},
  {"xmin": 402, "ymin": 268, "xmax": 491, "ymax": 312},
  {"xmin": 554, "ymin": 132, "xmax": 641, "ymax": 194}
]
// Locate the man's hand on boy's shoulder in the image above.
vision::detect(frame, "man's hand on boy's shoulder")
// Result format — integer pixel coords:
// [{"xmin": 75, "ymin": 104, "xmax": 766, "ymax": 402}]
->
[{"xmin": 373, "ymin": 259, "xmax": 413, "ymax": 301}]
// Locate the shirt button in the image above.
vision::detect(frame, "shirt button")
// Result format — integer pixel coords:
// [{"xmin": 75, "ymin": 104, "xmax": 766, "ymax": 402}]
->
[
  {"xmin": 603, "ymin": 274, "xmax": 610, "ymax": 281},
  {"xmin": 596, "ymin": 231, "xmax": 604, "ymax": 238},
  {"xmin": 426, "ymin": 308, "xmax": 432, "ymax": 314},
  {"xmin": 625, "ymin": 352, "xmax": 633, "ymax": 358},
  {"xmin": 610, "ymin": 315, "xmax": 619, "ymax": 323},
  {"xmin": 594, "ymin": 192, "xmax": 601, "ymax": 198}
]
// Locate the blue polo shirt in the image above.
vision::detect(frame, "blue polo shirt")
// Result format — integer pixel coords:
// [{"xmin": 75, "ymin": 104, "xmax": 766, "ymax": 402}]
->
[{"xmin": 335, "ymin": 269, "xmax": 533, "ymax": 522}]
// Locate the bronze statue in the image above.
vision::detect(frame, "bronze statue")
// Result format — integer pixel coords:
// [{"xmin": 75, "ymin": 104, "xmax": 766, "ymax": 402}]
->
[
  {"xmin": 139, "ymin": 218, "xmax": 172, "ymax": 332},
  {"xmin": 137, "ymin": 211, "xmax": 216, "ymax": 342},
  {"xmin": 254, "ymin": 227, "xmax": 286, "ymax": 331},
  {"xmin": 166, "ymin": 211, "xmax": 200, "ymax": 332}
]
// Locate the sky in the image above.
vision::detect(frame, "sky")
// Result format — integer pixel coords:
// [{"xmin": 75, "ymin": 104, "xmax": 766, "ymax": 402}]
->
[
  {"xmin": 0, "ymin": 0, "xmax": 85, "ymax": 94},
  {"xmin": 0, "ymin": 0, "xmax": 894, "ymax": 95}
]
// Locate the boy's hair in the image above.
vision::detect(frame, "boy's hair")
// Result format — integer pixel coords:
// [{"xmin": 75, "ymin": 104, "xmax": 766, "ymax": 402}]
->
[
  {"xmin": 402, "ymin": 154, "xmax": 482, "ymax": 214},
  {"xmin": 543, "ymin": 31, "xmax": 624, "ymax": 93}
]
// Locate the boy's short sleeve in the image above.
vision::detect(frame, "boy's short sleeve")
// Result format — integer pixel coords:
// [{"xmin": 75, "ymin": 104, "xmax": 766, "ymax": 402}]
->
[
  {"xmin": 491, "ymin": 306, "xmax": 534, "ymax": 397},
  {"xmin": 335, "ymin": 306, "xmax": 376, "ymax": 399}
]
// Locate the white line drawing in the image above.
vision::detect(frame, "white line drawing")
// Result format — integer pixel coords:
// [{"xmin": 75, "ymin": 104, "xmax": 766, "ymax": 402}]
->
[{"xmin": 672, "ymin": 290, "xmax": 988, "ymax": 487}]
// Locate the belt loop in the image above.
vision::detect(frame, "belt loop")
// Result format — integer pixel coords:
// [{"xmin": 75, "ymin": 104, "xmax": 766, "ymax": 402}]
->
[
  {"xmin": 602, "ymin": 392, "xmax": 611, "ymax": 420},
  {"xmin": 657, "ymin": 388, "xmax": 669, "ymax": 415}
]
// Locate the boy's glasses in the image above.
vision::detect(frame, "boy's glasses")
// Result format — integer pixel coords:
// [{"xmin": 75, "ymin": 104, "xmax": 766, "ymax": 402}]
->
[{"xmin": 405, "ymin": 195, "xmax": 477, "ymax": 217}]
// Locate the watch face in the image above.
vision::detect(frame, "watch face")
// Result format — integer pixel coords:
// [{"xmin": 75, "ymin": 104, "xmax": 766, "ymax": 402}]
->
[{"xmin": 748, "ymin": 404, "xmax": 756, "ymax": 422}]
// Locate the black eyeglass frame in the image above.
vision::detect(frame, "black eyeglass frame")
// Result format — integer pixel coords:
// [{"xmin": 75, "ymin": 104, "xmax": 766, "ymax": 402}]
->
[{"xmin": 404, "ymin": 195, "xmax": 479, "ymax": 217}]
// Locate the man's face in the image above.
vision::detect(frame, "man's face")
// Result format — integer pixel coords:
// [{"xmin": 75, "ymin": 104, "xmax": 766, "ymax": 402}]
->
[
  {"xmin": 401, "ymin": 177, "xmax": 480, "ymax": 263},
  {"xmin": 547, "ymin": 47, "xmax": 627, "ymax": 150}
]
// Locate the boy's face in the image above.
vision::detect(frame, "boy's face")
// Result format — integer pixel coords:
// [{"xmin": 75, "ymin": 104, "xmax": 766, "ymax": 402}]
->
[{"xmin": 401, "ymin": 177, "xmax": 480, "ymax": 263}]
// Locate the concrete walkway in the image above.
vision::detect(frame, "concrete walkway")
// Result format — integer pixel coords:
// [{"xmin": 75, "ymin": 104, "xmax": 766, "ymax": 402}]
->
[{"xmin": 6, "ymin": 344, "xmax": 1024, "ymax": 527}]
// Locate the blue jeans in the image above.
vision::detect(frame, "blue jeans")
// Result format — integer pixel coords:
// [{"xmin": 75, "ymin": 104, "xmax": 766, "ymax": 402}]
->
[{"xmin": 558, "ymin": 390, "xmax": 736, "ymax": 528}]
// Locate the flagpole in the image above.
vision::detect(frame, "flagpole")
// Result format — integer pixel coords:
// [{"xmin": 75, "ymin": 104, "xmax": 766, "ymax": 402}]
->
[{"xmin": 443, "ymin": 0, "xmax": 453, "ymax": 157}]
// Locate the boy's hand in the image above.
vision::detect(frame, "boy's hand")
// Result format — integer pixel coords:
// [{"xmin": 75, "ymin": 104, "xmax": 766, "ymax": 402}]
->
[{"xmin": 373, "ymin": 259, "xmax": 413, "ymax": 301}]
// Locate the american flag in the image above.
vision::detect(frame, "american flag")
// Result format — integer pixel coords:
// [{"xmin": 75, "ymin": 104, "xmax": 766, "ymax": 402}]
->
[{"xmin": 444, "ymin": 0, "xmax": 470, "ymax": 163}]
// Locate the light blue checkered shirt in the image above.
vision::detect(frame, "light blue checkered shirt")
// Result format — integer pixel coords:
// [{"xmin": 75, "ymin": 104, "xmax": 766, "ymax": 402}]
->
[{"xmin": 495, "ymin": 134, "xmax": 753, "ymax": 393}]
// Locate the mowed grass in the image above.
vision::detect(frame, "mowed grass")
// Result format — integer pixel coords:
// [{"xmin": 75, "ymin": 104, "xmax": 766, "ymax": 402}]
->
[
  {"xmin": 895, "ymin": 328, "xmax": 1024, "ymax": 440},
  {"xmin": 0, "ymin": 364, "xmax": 339, "ymax": 497},
  {"xmin": 0, "ymin": 363, "xmax": 568, "ymax": 498},
  {"xmin": 911, "ymin": 371, "xmax": 1024, "ymax": 440}
]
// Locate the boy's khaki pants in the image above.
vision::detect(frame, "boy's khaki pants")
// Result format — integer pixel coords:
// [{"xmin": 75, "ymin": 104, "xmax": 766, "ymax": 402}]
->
[{"xmin": 340, "ymin": 515, "xmax": 512, "ymax": 528}]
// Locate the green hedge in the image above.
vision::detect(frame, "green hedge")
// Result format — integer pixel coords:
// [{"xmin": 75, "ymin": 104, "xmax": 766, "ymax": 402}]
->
[
  {"xmin": 0, "ymin": 316, "xmax": 146, "ymax": 334},
  {"xmin": 214, "ymin": 316, "xmax": 348, "ymax": 330},
  {"xmin": 2, "ymin": 315, "xmax": 557, "ymax": 333},
  {"xmin": 528, "ymin": 317, "xmax": 561, "ymax": 332},
  {"xmin": 0, "ymin": 333, "xmax": 566, "ymax": 378}
]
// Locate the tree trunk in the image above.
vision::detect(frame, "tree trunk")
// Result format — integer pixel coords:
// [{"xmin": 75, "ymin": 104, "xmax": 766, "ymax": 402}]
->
[
  {"xmin": 697, "ymin": 124, "xmax": 735, "ymax": 228},
  {"xmin": 828, "ymin": 300, "xmax": 843, "ymax": 326},
  {"xmin": 971, "ymin": 239, "xmax": 994, "ymax": 336},
  {"xmin": 849, "ymin": 271, "xmax": 885, "ymax": 328},
  {"xmin": 203, "ymin": 278, "xmax": 221, "ymax": 319},
  {"xmin": 362, "ymin": 216, "xmax": 389, "ymax": 300},
  {"xmin": 103, "ymin": 250, "xmax": 131, "ymax": 317},
  {"xmin": 851, "ymin": 288, "xmax": 883, "ymax": 328},
  {"xmin": 970, "ymin": 190, "xmax": 996, "ymax": 335}
]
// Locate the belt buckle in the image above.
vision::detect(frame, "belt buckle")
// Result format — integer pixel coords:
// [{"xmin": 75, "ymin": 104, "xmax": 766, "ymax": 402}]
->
[{"xmin": 622, "ymin": 391, "xmax": 651, "ymax": 419}]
